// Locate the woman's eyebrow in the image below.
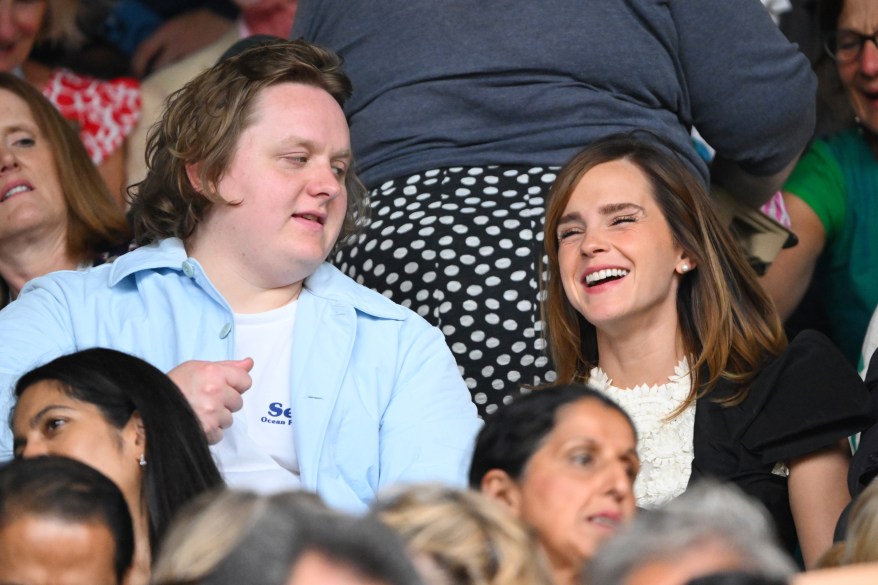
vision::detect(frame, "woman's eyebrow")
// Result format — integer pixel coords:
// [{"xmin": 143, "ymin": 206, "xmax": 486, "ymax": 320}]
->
[
  {"xmin": 598, "ymin": 202, "xmax": 645, "ymax": 215},
  {"xmin": 558, "ymin": 202, "xmax": 645, "ymax": 225},
  {"xmin": 27, "ymin": 404, "xmax": 73, "ymax": 429}
]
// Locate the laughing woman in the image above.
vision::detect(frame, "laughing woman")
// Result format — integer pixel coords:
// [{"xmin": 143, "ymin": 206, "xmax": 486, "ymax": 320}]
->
[{"xmin": 542, "ymin": 133, "xmax": 874, "ymax": 567}]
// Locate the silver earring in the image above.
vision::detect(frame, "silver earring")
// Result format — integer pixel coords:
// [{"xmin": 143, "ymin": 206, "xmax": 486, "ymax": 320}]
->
[
  {"xmin": 139, "ymin": 453, "xmax": 147, "ymax": 467},
  {"xmin": 680, "ymin": 264, "xmax": 689, "ymax": 273}
]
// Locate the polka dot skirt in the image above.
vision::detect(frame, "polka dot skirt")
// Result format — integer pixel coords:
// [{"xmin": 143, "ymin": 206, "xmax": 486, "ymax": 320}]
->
[{"xmin": 333, "ymin": 166, "xmax": 558, "ymax": 416}]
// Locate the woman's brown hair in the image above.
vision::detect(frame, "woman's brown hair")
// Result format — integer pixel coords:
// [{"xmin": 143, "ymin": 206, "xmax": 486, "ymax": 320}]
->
[{"xmin": 542, "ymin": 132, "xmax": 786, "ymax": 410}]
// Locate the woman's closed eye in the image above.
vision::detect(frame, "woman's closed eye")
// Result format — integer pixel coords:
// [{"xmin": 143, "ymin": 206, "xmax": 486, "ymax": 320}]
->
[
  {"xmin": 557, "ymin": 226, "xmax": 583, "ymax": 241},
  {"xmin": 610, "ymin": 214, "xmax": 637, "ymax": 226}
]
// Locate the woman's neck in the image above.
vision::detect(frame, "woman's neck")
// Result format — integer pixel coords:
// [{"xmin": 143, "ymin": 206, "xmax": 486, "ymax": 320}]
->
[
  {"xmin": 0, "ymin": 230, "xmax": 78, "ymax": 299},
  {"xmin": 550, "ymin": 563, "xmax": 581, "ymax": 585},
  {"xmin": 595, "ymin": 322, "xmax": 686, "ymax": 389},
  {"xmin": 543, "ymin": 546, "xmax": 582, "ymax": 585},
  {"xmin": 128, "ymin": 509, "xmax": 152, "ymax": 585}
]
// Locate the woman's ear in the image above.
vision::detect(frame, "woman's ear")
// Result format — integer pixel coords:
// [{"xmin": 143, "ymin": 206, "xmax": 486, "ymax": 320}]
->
[
  {"xmin": 124, "ymin": 412, "xmax": 146, "ymax": 450},
  {"xmin": 676, "ymin": 251, "xmax": 697, "ymax": 274},
  {"xmin": 480, "ymin": 469, "xmax": 523, "ymax": 517}
]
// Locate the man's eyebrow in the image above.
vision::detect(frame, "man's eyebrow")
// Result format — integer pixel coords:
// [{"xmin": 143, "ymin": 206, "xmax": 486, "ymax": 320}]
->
[{"xmin": 277, "ymin": 137, "xmax": 351, "ymax": 159}]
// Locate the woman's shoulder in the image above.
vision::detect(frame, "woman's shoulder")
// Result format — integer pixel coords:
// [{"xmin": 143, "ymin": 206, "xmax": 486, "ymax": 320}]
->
[
  {"xmin": 769, "ymin": 329, "xmax": 854, "ymax": 372},
  {"xmin": 740, "ymin": 330, "xmax": 865, "ymax": 411},
  {"xmin": 710, "ymin": 330, "xmax": 873, "ymax": 462}
]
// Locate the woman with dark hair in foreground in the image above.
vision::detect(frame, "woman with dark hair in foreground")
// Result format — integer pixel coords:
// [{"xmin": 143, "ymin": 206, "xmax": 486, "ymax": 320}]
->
[
  {"xmin": 11, "ymin": 347, "xmax": 223, "ymax": 585},
  {"xmin": 470, "ymin": 384, "xmax": 639, "ymax": 585}
]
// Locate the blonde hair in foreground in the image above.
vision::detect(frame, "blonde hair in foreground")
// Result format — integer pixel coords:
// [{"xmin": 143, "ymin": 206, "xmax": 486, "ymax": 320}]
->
[
  {"xmin": 374, "ymin": 484, "xmax": 555, "ymax": 585},
  {"xmin": 151, "ymin": 489, "xmax": 326, "ymax": 584}
]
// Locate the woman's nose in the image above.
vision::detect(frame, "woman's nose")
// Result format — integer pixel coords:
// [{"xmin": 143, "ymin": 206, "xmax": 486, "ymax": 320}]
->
[
  {"xmin": 0, "ymin": 147, "xmax": 18, "ymax": 174},
  {"xmin": 580, "ymin": 230, "xmax": 609, "ymax": 256},
  {"xmin": 19, "ymin": 439, "xmax": 49, "ymax": 459},
  {"xmin": 602, "ymin": 460, "xmax": 635, "ymax": 503}
]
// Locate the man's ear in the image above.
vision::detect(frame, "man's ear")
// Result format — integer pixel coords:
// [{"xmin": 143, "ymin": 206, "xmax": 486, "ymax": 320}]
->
[
  {"xmin": 480, "ymin": 469, "xmax": 523, "ymax": 517},
  {"xmin": 185, "ymin": 162, "xmax": 204, "ymax": 194}
]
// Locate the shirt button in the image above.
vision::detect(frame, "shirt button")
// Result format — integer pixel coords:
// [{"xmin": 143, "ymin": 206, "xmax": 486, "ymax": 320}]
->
[
  {"xmin": 182, "ymin": 261, "xmax": 195, "ymax": 278},
  {"xmin": 219, "ymin": 323, "xmax": 232, "ymax": 339}
]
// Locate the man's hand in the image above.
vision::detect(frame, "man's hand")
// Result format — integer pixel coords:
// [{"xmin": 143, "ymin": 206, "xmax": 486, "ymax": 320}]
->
[
  {"xmin": 168, "ymin": 358, "xmax": 254, "ymax": 444},
  {"xmin": 132, "ymin": 8, "xmax": 234, "ymax": 77}
]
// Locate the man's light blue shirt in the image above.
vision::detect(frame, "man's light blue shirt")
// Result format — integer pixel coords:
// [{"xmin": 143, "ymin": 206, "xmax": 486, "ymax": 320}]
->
[{"xmin": 0, "ymin": 238, "xmax": 481, "ymax": 512}]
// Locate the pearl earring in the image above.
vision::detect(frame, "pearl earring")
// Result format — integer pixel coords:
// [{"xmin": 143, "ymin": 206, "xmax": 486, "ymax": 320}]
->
[
  {"xmin": 139, "ymin": 454, "xmax": 147, "ymax": 467},
  {"xmin": 680, "ymin": 264, "xmax": 689, "ymax": 273}
]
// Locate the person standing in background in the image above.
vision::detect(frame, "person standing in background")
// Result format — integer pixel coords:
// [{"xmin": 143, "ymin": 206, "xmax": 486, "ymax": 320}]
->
[{"xmin": 292, "ymin": 0, "xmax": 816, "ymax": 415}]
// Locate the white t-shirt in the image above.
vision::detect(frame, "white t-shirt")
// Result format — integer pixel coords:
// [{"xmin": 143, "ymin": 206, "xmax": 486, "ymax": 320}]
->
[{"xmin": 210, "ymin": 300, "xmax": 301, "ymax": 493}]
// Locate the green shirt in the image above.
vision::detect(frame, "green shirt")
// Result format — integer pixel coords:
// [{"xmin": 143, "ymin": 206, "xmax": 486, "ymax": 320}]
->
[{"xmin": 784, "ymin": 128, "xmax": 878, "ymax": 364}]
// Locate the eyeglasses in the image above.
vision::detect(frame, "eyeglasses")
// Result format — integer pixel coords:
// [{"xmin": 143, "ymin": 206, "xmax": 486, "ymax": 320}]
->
[{"xmin": 824, "ymin": 29, "xmax": 878, "ymax": 63}]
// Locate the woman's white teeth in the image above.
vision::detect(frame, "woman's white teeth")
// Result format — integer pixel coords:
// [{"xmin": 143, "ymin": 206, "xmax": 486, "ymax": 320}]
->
[
  {"xmin": 1, "ymin": 185, "xmax": 30, "ymax": 201},
  {"xmin": 585, "ymin": 268, "xmax": 629, "ymax": 286},
  {"xmin": 589, "ymin": 515, "xmax": 620, "ymax": 528}
]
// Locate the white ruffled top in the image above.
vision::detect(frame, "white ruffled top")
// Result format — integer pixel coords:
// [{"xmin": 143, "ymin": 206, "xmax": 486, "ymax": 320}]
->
[{"xmin": 587, "ymin": 359, "xmax": 695, "ymax": 509}]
